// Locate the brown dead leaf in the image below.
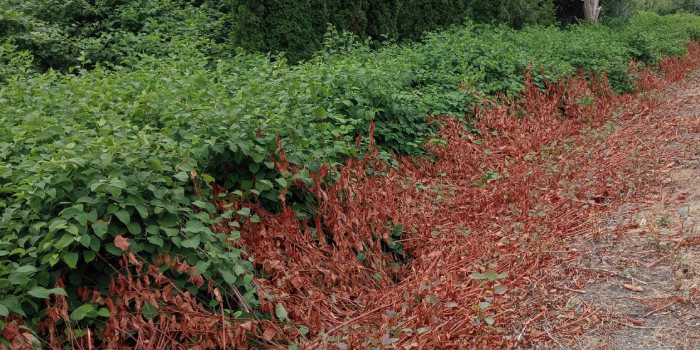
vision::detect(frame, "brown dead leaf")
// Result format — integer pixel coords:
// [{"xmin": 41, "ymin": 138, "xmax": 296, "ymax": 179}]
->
[
  {"xmin": 529, "ymin": 329, "xmax": 545, "ymax": 338},
  {"xmin": 127, "ymin": 252, "xmax": 142, "ymax": 267},
  {"xmin": 625, "ymin": 317, "xmax": 645, "ymax": 326},
  {"xmin": 623, "ymin": 284, "xmax": 644, "ymax": 292},
  {"xmin": 2, "ymin": 321, "xmax": 19, "ymax": 341},
  {"xmin": 240, "ymin": 321, "xmax": 254, "ymax": 331},
  {"xmin": 114, "ymin": 235, "xmax": 130, "ymax": 253},
  {"xmin": 262, "ymin": 326, "xmax": 276, "ymax": 342}
]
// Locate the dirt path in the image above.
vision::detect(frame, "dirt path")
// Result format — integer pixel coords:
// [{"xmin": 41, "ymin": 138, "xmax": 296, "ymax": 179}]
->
[{"xmin": 535, "ymin": 71, "xmax": 700, "ymax": 349}]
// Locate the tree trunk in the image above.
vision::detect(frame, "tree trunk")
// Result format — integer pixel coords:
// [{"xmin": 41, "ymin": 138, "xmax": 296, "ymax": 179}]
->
[{"xmin": 583, "ymin": 0, "xmax": 601, "ymax": 21}]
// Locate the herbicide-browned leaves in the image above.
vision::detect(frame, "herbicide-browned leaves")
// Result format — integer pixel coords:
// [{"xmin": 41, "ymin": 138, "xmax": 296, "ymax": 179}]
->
[{"xmin": 235, "ymin": 43, "xmax": 700, "ymax": 349}]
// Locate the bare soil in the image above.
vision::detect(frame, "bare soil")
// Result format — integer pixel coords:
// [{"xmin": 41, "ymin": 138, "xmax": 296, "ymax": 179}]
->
[{"xmin": 530, "ymin": 71, "xmax": 700, "ymax": 349}]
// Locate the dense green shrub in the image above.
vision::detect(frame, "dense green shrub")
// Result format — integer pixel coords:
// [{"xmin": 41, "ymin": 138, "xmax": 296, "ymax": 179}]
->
[
  {"xmin": 0, "ymin": 0, "xmax": 226, "ymax": 70},
  {"xmin": 1, "ymin": 0, "xmax": 562, "ymax": 68},
  {"xmin": 467, "ymin": 0, "xmax": 556, "ymax": 28},
  {"xmin": 625, "ymin": 11, "xmax": 700, "ymax": 57},
  {"xmin": 185, "ymin": 0, "xmax": 555, "ymax": 60},
  {"xmin": 679, "ymin": 0, "xmax": 700, "ymax": 13},
  {"xmin": 632, "ymin": 0, "xmax": 685, "ymax": 14},
  {"xmin": 1, "ymin": 11, "xmax": 700, "ymax": 344},
  {"xmin": 606, "ymin": 0, "xmax": 700, "ymax": 18},
  {"xmin": 214, "ymin": 0, "xmax": 474, "ymax": 61},
  {"xmin": 0, "ymin": 41, "xmax": 34, "ymax": 83}
]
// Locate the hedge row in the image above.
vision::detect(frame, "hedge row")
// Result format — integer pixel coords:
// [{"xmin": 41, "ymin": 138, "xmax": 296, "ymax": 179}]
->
[
  {"xmin": 1, "ymin": 0, "xmax": 558, "ymax": 68},
  {"xmin": 221, "ymin": 0, "xmax": 558, "ymax": 61}
]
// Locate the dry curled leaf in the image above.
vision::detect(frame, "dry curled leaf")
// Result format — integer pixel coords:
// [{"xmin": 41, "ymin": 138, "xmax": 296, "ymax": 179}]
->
[
  {"xmin": 623, "ymin": 284, "xmax": 644, "ymax": 292},
  {"xmin": 114, "ymin": 235, "xmax": 130, "ymax": 253},
  {"xmin": 626, "ymin": 317, "xmax": 644, "ymax": 326},
  {"xmin": 262, "ymin": 326, "xmax": 276, "ymax": 342}
]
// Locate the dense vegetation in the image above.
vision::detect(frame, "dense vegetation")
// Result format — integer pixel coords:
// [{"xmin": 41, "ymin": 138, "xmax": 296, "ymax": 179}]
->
[
  {"xmin": 0, "ymin": 0, "xmax": 564, "ymax": 66},
  {"xmin": 3, "ymin": 0, "xmax": 700, "ymax": 67},
  {"xmin": 627, "ymin": 0, "xmax": 700, "ymax": 15},
  {"xmin": 2, "ymin": 0, "xmax": 700, "ymax": 346}
]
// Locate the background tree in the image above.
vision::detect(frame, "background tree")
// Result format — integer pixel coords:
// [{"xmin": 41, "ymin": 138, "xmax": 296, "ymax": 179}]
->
[{"xmin": 583, "ymin": 0, "xmax": 602, "ymax": 20}]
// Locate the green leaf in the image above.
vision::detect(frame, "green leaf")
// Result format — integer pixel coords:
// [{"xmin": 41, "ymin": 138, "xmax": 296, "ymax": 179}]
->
[
  {"xmin": 236, "ymin": 207, "xmax": 251, "ymax": 216},
  {"xmin": 8, "ymin": 272, "xmax": 30, "ymax": 285},
  {"xmin": 233, "ymin": 264, "xmax": 246, "ymax": 276},
  {"xmin": 313, "ymin": 106, "xmax": 327, "ymax": 119},
  {"xmin": 201, "ymin": 174, "xmax": 215, "ymax": 183},
  {"xmin": 62, "ymin": 252, "xmax": 80, "ymax": 269},
  {"xmin": 256, "ymin": 179, "xmax": 274, "ymax": 191},
  {"xmin": 48, "ymin": 219, "xmax": 68, "ymax": 233},
  {"xmin": 0, "ymin": 304, "xmax": 8, "ymax": 317},
  {"xmin": 184, "ymin": 220, "xmax": 206, "ymax": 233},
  {"xmin": 15, "ymin": 266, "xmax": 38, "ymax": 274},
  {"xmin": 92, "ymin": 221, "xmax": 109, "ymax": 239},
  {"xmin": 104, "ymin": 243, "xmax": 123, "ymax": 256},
  {"xmin": 55, "ymin": 234, "xmax": 76, "ymax": 249},
  {"xmin": 70, "ymin": 304, "xmax": 95, "ymax": 321},
  {"xmin": 181, "ymin": 236, "xmax": 201, "ymax": 248},
  {"xmin": 127, "ymin": 222, "xmax": 141, "ymax": 235},
  {"xmin": 27, "ymin": 287, "xmax": 67, "ymax": 299},
  {"xmin": 494, "ymin": 285, "xmax": 508, "ymax": 295},
  {"xmin": 48, "ymin": 253, "xmax": 60, "ymax": 266},
  {"xmin": 192, "ymin": 200, "xmax": 208, "ymax": 208},
  {"xmin": 147, "ymin": 236, "xmax": 164, "ymax": 247},
  {"xmin": 135, "ymin": 205, "xmax": 149, "ymax": 219},
  {"xmin": 220, "ymin": 270, "xmax": 236, "ymax": 285},
  {"xmin": 75, "ymin": 212, "xmax": 89, "ymax": 226},
  {"xmin": 194, "ymin": 260, "xmax": 210, "ymax": 275},
  {"xmin": 66, "ymin": 225, "xmax": 79, "ymax": 235},
  {"xmin": 275, "ymin": 303, "xmax": 288, "ymax": 321},
  {"xmin": 0, "ymin": 296, "xmax": 23, "ymax": 317},
  {"xmin": 79, "ymin": 234, "xmax": 91, "ymax": 248},
  {"xmin": 114, "ymin": 210, "xmax": 130, "ymax": 225},
  {"xmin": 158, "ymin": 213, "xmax": 179, "ymax": 227},
  {"xmin": 142, "ymin": 302, "xmax": 158, "ymax": 319},
  {"xmin": 470, "ymin": 270, "xmax": 508, "ymax": 282},
  {"xmin": 469, "ymin": 272, "xmax": 486, "ymax": 280},
  {"xmin": 89, "ymin": 237, "xmax": 101, "ymax": 252},
  {"xmin": 174, "ymin": 172, "xmax": 189, "ymax": 182}
]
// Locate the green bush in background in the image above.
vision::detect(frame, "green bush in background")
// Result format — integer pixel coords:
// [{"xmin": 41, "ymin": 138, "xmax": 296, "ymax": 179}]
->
[
  {"xmin": 631, "ymin": 0, "xmax": 700, "ymax": 15},
  {"xmin": 4, "ymin": 0, "xmax": 700, "ymax": 70},
  {"xmin": 1, "ymin": 0, "xmax": 562, "ymax": 67}
]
